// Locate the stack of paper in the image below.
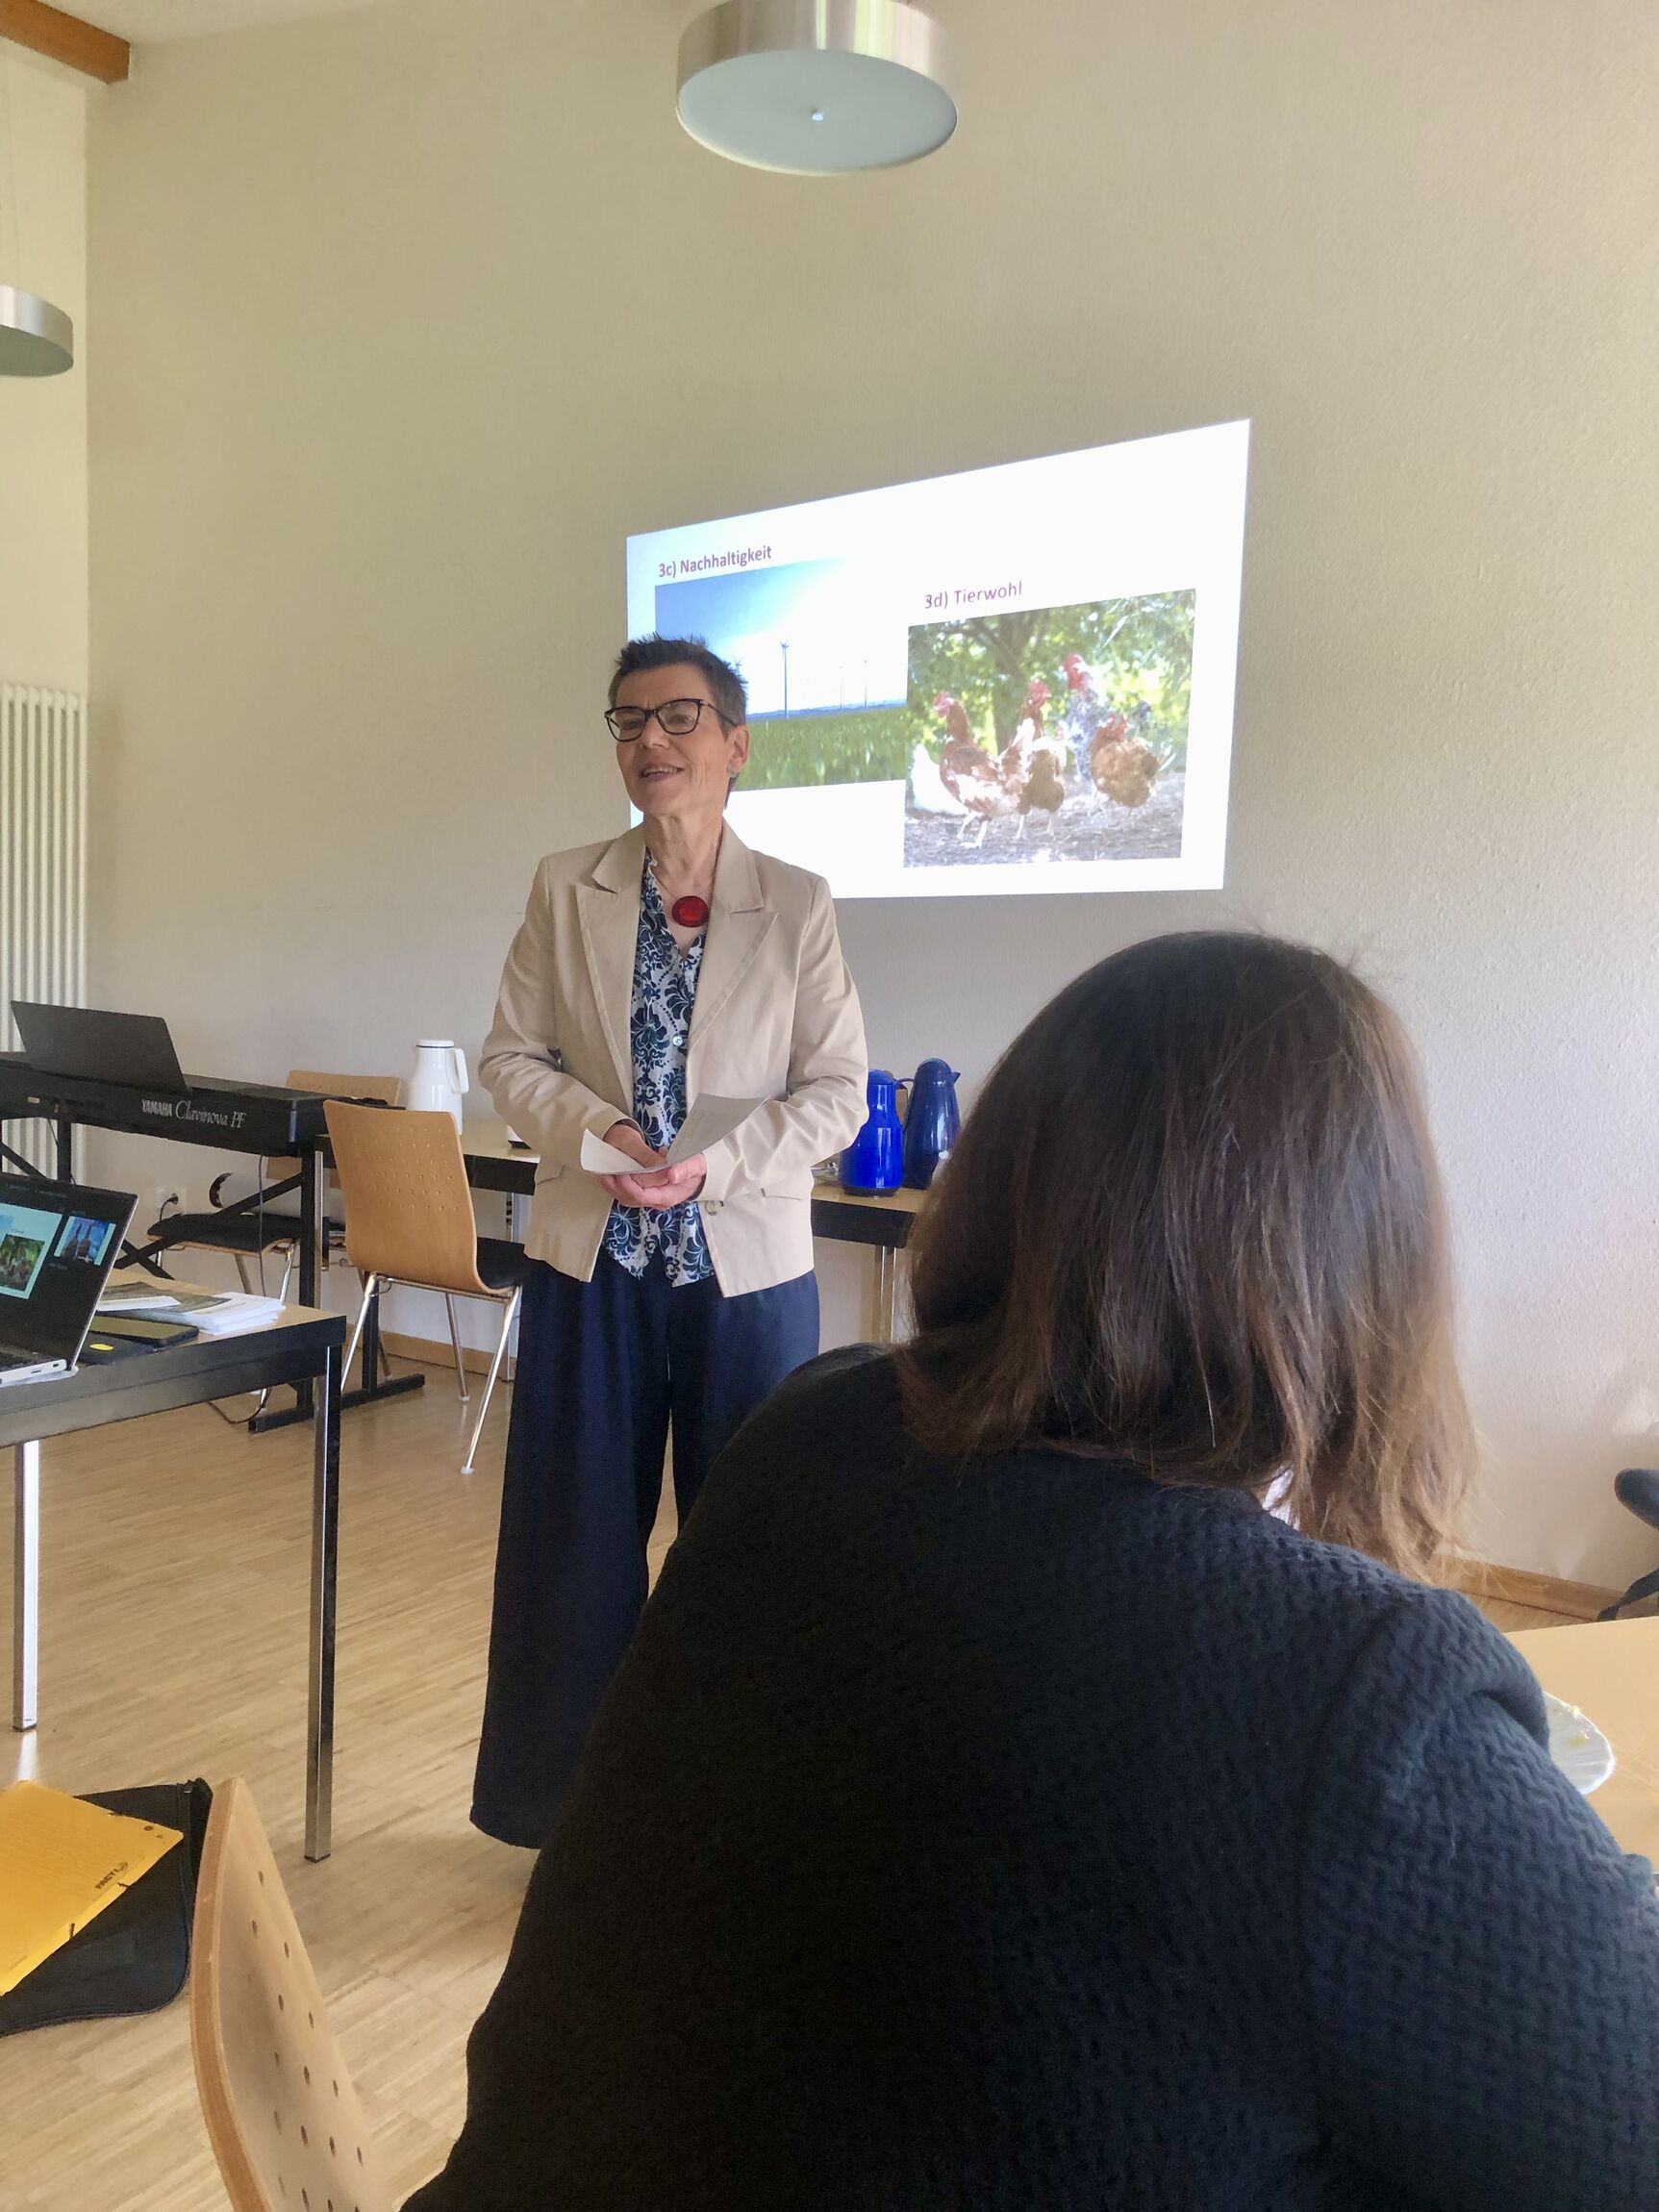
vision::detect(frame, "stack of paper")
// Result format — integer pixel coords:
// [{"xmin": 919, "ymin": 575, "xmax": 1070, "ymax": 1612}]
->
[
  {"xmin": 0, "ymin": 1781, "xmax": 183, "ymax": 1997},
  {"xmin": 98, "ymin": 1283, "xmax": 233, "ymax": 1318},
  {"xmin": 172, "ymin": 1293, "xmax": 287, "ymax": 1335}
]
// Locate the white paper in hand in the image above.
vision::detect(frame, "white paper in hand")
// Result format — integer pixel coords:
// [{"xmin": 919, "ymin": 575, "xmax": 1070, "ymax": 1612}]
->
[
  {"xmin": 672, "ymin": 1093, "xmax": 763, "ymax": 1161},
  {"xmin": 580, "ymin": 1094, "xmax": 760, "ymax": 1178}
]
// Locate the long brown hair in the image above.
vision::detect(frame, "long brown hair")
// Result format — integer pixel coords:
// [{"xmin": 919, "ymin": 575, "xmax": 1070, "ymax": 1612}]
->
[{"xmin": 898, "ymin": 933, "xmax": 1471, "ymax": 1580}]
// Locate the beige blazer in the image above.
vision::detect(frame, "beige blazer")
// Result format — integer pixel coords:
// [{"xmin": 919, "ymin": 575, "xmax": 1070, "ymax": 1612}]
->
[{"xmin": 480, "ymin": 823, "xmax": 868, "ymax": 1297}]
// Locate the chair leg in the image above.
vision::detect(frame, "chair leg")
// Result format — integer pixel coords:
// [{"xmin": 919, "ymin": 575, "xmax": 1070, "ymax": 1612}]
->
[
  {"xmin": 342, "ymin": 1274, "xmax": 379, "ymax": 1390},
  {"xmin": 343, "ymin": 1269, "xmax": 385, "ymax": 1383},
  {"xmin": 444, "ymin": 1295, "xmax": 471, "ymax": 1404},
  {"xmin": 462, "ymin": 1288, "xmax": 520, "ymax": 1476},
  {"xmin": 239, "ymin": 1249, "xmax": 298, "ymax": 1423},
  {"xmin": 1598, "ymin": 1564, "xmax": 1659, "ymax": 1620},
  {"xmin": 208, "ymin": 1244, "xmax": 300, "ymax": 1426}
]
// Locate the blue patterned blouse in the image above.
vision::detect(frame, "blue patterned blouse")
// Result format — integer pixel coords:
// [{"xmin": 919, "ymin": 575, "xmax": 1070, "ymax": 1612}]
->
[{"xmin": 600, "ymin": 862, "xmax": 713, "ymax": 1287}]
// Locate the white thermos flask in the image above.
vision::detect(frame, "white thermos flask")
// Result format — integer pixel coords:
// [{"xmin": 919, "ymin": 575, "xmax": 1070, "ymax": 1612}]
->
[{"xmin": 408, "ymin": 1040, "xmax": 469, "ymax": 1129}]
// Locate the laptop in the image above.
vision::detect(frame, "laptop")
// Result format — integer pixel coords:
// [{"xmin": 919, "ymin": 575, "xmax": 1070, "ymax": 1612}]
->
[
  {"xmin": 0, "ymin": 1179, "xmax": 137, "ymax": 1385},
  {"xmin": 12, "ymin": 1003, "xmax": 189, "ymax": 1095}
]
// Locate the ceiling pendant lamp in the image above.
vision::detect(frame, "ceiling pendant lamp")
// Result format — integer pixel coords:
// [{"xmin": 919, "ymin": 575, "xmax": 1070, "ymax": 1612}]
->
[
  {"xmin": 0, "ymin": 284, "xmax": 73, "ymax": 377},
  {"xmin": 0, "ymin": 62, "xmax": 72, "ymax": 377},
  {"xmin": 677, "ymin": 0, "xmax": 956, "ymax": 176}
]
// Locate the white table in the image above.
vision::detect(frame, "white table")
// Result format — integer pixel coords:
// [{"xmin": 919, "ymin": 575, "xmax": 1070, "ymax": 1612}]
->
[{"xmin": 1509, "ymin": 1618, "xmax": 1659, "ymax": 1860}]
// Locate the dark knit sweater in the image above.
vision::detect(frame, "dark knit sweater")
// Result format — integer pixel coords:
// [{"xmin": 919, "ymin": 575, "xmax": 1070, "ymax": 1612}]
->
[{"xmin": 410, "ymin": 1349, "xmax": 1659, "ymax": 2210}]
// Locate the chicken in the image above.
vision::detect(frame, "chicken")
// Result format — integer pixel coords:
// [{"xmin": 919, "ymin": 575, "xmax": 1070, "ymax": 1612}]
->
[
  {"xmin": 1000, "ymin": 678, "xmax": 1066, "ymax": 834},
  {"xmin": 934, "ymin": 690, "xmax": 979, "ymax": 756},
  {"xmin": 1021, "ymin": 742, "xmax": 1068, "ymax": 824},
  {"xmin": 1059, "ymin": 653, "xmax": 1103, "ymax": 782},
  {"xmin": 908, "ymin": 740, "xmax": 967, "ymax": 816},
  {"xmin": 1089, "ymin": 704, "xmax": 1161, "ymax": 811},
  {"xmin": 932, "ymin": 691, "xmax": 1018, "ymax": 842},
  {"xmin": 931, "ymin": 685, "xmax": 1078, "ymax": 845},
  {"xmin": 1061, "ymin": 655, "xmax": 1164, "ymax": 811},
  {"xmin": 996, "ymin": 676, "xmax": 1050, "ymax": 780}
]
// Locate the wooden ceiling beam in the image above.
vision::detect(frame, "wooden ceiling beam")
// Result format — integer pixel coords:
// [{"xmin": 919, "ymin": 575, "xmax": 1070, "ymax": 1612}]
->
[{"xmin": 0, "ymin": 0, "xmax": 130, "ymax": 84}]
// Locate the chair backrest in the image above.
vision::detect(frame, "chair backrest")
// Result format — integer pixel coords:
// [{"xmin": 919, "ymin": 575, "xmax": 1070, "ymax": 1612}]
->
[
  {"xmin": 324, "ymin": 1100, "xmax": 490, "ymax": 1295},
  {"xmin": 270, "ymin": 1072, "xmax": 403, "ymax": 1187},
  {"xmin": 190, "ymin": 1777, "xmax": 391, "ymax": 2212}
]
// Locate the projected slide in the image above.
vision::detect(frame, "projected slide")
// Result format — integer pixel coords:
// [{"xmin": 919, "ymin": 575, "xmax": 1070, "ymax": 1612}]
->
[{"xmin": 627, "ymin": 420, "xmax": 1248, "ymax": 899}]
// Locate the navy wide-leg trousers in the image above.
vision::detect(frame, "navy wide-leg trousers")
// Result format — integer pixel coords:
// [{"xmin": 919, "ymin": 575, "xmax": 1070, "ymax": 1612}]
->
[{"xmin": 470, "ymin": 1251, "xmax": 819, "ymax": 1848}]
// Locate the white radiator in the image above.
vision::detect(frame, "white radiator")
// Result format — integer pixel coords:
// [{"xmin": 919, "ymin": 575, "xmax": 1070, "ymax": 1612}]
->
[{"xmin": 1, "ymin": 684, "xmax": 88, "ymax": 1172}]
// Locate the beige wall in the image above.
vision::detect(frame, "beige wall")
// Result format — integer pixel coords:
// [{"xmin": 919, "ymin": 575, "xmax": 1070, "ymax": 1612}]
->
[
  {"xmin": 87, "ymin": 0, "xmax": 1659, "ymax": 1582},
  {"xmin": 0, "ymin": 49, "xmax": 86, "ymax": 691}
]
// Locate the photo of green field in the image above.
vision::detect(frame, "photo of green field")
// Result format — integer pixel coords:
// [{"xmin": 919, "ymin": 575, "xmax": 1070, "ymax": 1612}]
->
[{"xmin": 742, "ymin": 707, "xmax": 910, "ymax": 792}]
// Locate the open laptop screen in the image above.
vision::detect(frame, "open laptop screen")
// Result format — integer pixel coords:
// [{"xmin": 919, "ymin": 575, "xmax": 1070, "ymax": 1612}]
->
[{"xmin": 0, "ymin": 1180, "xmax": 136, "ymax": 1365}]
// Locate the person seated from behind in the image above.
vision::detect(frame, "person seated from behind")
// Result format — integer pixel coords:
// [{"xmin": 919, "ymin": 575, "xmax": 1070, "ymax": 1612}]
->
[{"xmin": 409, "ymin": 933, "xmax": 1659, "ymax": 2212}]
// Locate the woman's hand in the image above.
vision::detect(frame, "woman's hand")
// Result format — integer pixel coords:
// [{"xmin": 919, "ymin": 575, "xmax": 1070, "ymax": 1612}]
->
[
  {"xmin": 626, "ymin": 1153, "xmax": 707, "ymax": 1211},
  {"xmin": 596, "ymin": 1119, "xmax": 667, "ymax": 1205},
  {"xmin": 597, "ymin": 1123, "xmax": 707, "ymax": 1210}
]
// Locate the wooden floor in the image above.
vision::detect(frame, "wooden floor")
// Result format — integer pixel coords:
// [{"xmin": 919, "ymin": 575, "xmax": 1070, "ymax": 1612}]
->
[
  {"xmin": 1474, "ymin": 1596, "xmax": 1577, "ymax": 1632},
  {"xmin": 0, "ymin": 1359, "xmax": 680, "ymax": 2211},
  {"xmin": 0, "ymin": 1361, "xmax": 1573, "ymax": 2210}
]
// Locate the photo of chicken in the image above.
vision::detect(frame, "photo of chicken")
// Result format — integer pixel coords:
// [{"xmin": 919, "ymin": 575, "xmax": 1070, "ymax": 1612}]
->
[
  {"xmin": 999, "ymin": 678, "xmax": 1068, "ymax": 835},
  {"xmin": 1059, "ymin": 652, "xmax": 1105, "ymax": 782},
  {"xmin": 1062, "ymin": 656, "xmax": 1164, "ymax": 810},
  {"xmin": 933, "ymin": 691, "xmax": 1019, "ymax": 842},
  {"xmin": 905, "ymin": 591, "xmax": 1194, "ymax": 871},
  {"xmin": 1088, "ymin": 702, "xmax": 1162, "ymax": 811}
]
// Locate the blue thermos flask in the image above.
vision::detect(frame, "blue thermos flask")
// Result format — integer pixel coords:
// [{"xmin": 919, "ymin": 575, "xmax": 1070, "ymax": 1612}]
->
[
  {"xmin": 840, "ymin": 1069, "xmax": 905, "ymax": 1193},
  {"xmin": 902, "ymin": 1059, "xmax": 962, "ymax": 1189}
]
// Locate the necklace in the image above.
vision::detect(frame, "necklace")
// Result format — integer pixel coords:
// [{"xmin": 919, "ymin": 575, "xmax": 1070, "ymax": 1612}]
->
[{"xmin": 648, "ymin": 853, "xmax": 711, "ymax": 932}]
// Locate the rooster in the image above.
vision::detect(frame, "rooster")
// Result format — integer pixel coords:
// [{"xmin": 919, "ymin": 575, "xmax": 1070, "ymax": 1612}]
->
[
  {"xmin": 1059, "ymin": 653, "xmax": 1104, "ymax": 784},
  {"xmin": 933, "ymin": 691, "xmax": 1018, "ymax": 842},
  {"xmin": 1090, "ymin": 701, "xmax": 1161, "ymax": 811}
]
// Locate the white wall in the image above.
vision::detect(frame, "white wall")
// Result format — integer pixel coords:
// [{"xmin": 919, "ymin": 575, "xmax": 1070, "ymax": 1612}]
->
[
  {"xmin": 0, "ymin": 49, "xmax": 86, "ymax": 691},
  {"xmin": 86, "ymin": 0, "xmax": 1659, "ymax": 1582}
]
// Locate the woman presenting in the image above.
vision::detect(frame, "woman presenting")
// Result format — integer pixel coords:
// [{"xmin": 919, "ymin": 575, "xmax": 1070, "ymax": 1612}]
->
[{"xmin": 470, "ymin": 634, "xmax": 867, "ymax": 1847}]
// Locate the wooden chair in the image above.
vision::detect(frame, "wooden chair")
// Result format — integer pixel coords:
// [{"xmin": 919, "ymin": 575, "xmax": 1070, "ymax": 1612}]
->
[
  {"xmin": 190, "ymin": 1775, "xmax": 392, "ymax": 2212},
  {"xmin": 325, "ymin": 1100, "xmax": 524, "ymax": 1473},
  {"xmin": 1599, "ymin": 1468, "xmax": 1659, "ymax": 1619}
]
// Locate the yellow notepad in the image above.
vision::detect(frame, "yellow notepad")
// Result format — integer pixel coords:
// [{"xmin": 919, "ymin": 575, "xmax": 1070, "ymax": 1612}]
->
[{"xmin": 0, "ymin": 1780, "xmax": 184, "ymax": 1997}]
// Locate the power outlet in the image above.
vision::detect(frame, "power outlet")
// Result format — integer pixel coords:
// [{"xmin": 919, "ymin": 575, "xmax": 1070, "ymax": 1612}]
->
[{"xmin": 151, "ymin": 1184, "xmax": 182, "ymax": 1221}]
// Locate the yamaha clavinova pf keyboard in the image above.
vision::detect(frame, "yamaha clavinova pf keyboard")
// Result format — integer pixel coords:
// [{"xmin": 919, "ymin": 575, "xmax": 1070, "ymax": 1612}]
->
[
  {"xmin": 0, "ymin": 1004, "xmax": 422, "ymax": 1432},
  {"xmin": 0, "ymin": 1053, "xmax": 334, "ymax": 1159}
]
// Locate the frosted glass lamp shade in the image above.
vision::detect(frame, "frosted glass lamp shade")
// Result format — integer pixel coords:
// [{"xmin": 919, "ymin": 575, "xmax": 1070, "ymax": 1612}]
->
[{"xmin": 677, "ymin": 0, "xmax": 956, "ymax": 175}]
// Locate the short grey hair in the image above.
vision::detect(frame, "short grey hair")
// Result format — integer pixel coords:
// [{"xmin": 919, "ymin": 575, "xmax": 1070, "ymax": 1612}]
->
[{"xmin": 609, "ymin": 634, "xmax": 746, "ymax": 726}]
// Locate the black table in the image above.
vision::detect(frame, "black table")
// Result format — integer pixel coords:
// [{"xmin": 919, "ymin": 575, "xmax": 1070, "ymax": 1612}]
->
[{"xmin": 2, "ymin": 1299, "xmax": 346, "ymax": 1860}]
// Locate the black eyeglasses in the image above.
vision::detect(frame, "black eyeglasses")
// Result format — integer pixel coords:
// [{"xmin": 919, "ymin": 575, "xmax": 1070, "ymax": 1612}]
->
[{"xmin": 605, "ymin": 697, "xmax": 733, "ymax": 742}]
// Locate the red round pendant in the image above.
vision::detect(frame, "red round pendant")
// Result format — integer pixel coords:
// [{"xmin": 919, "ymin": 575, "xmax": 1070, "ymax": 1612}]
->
[{"xmin": 671, "ymin": 895, "xmax": 710, "ymax": 929}]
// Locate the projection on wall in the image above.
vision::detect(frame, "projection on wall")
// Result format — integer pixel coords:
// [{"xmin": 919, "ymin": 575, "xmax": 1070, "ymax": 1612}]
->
[{"xmin": 626, "ymin": 419, "xmax": 1248, "ymax": 898}]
